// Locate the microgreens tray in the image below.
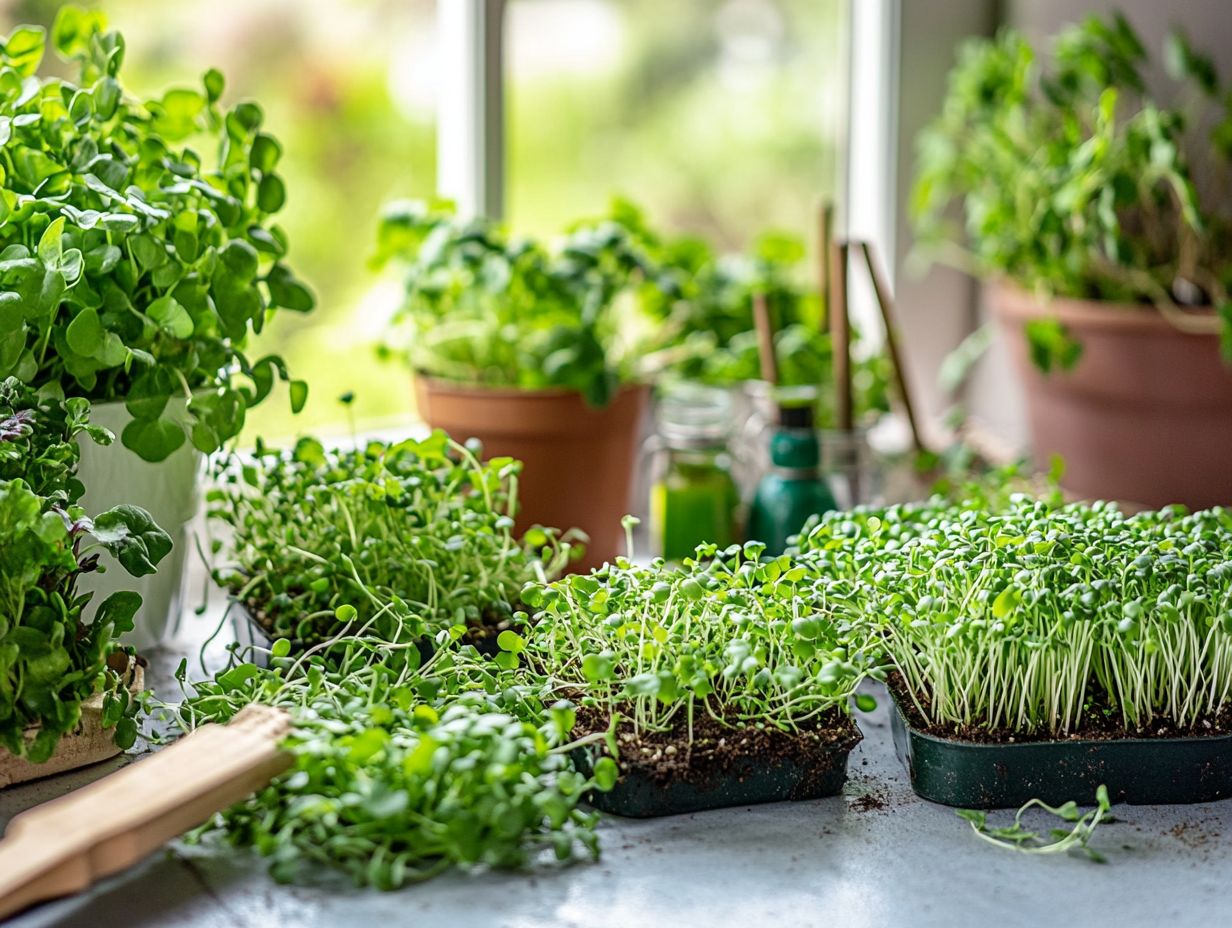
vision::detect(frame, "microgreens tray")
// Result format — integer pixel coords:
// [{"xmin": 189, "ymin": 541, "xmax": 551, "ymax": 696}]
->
[
  {"xmin": 571, "ymin": 719, "xmax": 862, "ymax": 818},
  {"xmin": 890, "ymin": 698, "xmax": 1232, "ymax": 809}
]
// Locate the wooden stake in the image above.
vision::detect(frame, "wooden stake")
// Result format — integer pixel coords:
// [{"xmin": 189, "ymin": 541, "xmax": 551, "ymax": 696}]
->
[
  {"xmin": 818, "ymin": 202, "xmax": 834, "ymax": 333},
  {"xmin": 0, "ymin": 705, "xmax": 292, "ymax": 919},
  {"xmin": 859, "ymin": 240, "xmax": 926, "ymax": 455},
  {"xmin": 752, "ymin": 292, "xmax": 779, "ymax": 386},
  {"xmin": 830, "ymin": 241, "xmax": 852, "ymax": 432}
]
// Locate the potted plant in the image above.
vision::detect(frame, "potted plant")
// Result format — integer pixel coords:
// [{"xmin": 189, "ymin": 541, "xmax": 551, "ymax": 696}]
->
[
  {"xmin": 798, "ymin": 497, "xmax": 1232, "ymax": 808},
  {"xmin": 373, "ymin": 201, "xmax": 681, "ymax": 570},
  {"xmin": 914, "ymin": 13, "xmax": 1232, "ymax": 509},
  {"xmin": 515, "ymin": 527, "xmax": 872, "ymax": 817},
  {"xmin": 206, "ymin": 429, "xmax": 578, "ymax": 656},
  {"xmin": 0, "ymin": 9, "xmax": 315, "ymax": 646},
  {"xmin": 0, "ymin": 377, "xmax": 168, "ymax": 777}
]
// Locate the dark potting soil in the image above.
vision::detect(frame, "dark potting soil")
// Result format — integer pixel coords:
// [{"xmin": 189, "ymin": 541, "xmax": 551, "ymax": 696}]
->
[
  {"xmin": 574, "ymin": 706, "xmax": 861, "ymax": 789},
  {"xmin": 888, "ymin": 671, "xmax": 1232, "ymax": 744}
]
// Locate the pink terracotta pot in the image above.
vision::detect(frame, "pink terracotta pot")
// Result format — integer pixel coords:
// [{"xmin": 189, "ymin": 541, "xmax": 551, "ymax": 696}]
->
[
  {"xmin": 414, "ymin": 377, "xmax": 650, "ymax": 571},
  {"xmin": 990, "ymin": 284, "xmax": 1232, "ymax": 509}
]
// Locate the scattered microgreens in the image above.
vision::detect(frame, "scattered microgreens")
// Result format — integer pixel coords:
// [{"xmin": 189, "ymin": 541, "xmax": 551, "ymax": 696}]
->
[
  {"xmin": 798, "ymin": 497, "xmax": 1232, "ymax": 736},
  {"xmin": 0, "ymin": 377, "xmax": 167, "ymax": 759},
  {"xmin": 957, "ymin": 785, "xmax": 1113, "ymax": 862},
  {"xmin": 175, "ymin": 613, "xmax": 614, "ymax": 890},
  {"xmin": 206, "ymin": 430, "xmax": 579, "ymax": 648},
  {"xmin": 518, "ymin": 531, "xmax": 877, "ymax": 745}
]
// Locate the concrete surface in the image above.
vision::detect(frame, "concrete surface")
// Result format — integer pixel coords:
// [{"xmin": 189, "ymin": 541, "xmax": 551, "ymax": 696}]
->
[{"xmin": 3, "ymin": 613, "xmax": 1230, "ymax": 928}]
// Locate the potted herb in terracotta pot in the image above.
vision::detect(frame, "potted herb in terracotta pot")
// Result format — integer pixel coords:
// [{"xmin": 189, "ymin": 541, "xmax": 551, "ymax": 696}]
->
[
  {"xmin": 0, "ymin": 10, "xmax": 315, "ymax": 645},
  {"xmin": 374, "ymin": 202, "xmax": 662, "ymax": 570},
  {"xmin": 798, "ymin": 497, "xmax": 1232, "ymax": 808},
  {"xmin": 0, "ymin": 378, "xmax": 168, "ymax": 777},
  {"xmin": 516, "ymin": 528, "xmax": 873, "ymax": 817},
  {"xmin": 914, "ymin": 14, "xmax": 1232, "ymax": 508}
]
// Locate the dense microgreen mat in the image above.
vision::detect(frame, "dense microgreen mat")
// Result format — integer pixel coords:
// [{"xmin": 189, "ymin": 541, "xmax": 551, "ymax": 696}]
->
[
  {"xmin": 0, "ymin": 8, "xmax": 314, "ymax": 461},
  {"xmin": 0, "ymin": 376, "xmax": 167, "ymax": 760},
  {"xmin": 520, "ymin": 522, "xmax": 874, "ymax": 742},
  {"xmin": 178, "ymin": 623, "xmax": 613, "ymax": 889},
  {"xmin": 797, "ymin": 497, "xmax": 1232, "ymax": 736},
  {"xmin": 206, "ymin": 430, "xmax": 578, "ymax": 647}
]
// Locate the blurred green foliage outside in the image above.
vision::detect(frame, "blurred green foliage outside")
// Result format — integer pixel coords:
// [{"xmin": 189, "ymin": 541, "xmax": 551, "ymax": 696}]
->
[{"xmin": 2, "ymin": 0, "xmax": 842, "ymax": 438}]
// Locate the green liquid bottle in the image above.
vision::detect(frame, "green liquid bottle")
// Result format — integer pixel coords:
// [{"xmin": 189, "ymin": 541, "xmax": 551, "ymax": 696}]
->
[
  {"xmin": 649, "ymin": 384, "xmax": 740, "ymax": 561},
  {"xmin": 747, "ymin": 403, "xmax": 836, "ymax": 555}
]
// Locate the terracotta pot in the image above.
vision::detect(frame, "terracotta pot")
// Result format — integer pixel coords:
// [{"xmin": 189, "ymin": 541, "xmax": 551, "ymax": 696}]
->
[
  {"xmin": 414, "ymin": 378, "xmax": 650, "ymax": 571},
  {"xmin": 990, "ymin": 283, "xmax": 1232, "ymax": 509}
]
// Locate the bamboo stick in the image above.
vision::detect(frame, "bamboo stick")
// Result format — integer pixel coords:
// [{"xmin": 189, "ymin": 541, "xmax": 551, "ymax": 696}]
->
[
  {"xmin": 752, "ymin": 291, "xmax": 779, "ymax": 386},
  {"xmin": 818, "ymin": 202, "xmax": 834, "ymax": 333},
  {"xmin": 830, "ymin": 241, "xmax": 852, "ymax": 432},
  {"xmin": 859, "ymin": 240, "xmax": 927, "ymax": 455}
]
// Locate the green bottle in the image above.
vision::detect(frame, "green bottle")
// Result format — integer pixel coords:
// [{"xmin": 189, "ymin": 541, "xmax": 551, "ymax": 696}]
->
[{"xmin": 747, "ymin": 403, "xmax": 836, "ymax": 555}]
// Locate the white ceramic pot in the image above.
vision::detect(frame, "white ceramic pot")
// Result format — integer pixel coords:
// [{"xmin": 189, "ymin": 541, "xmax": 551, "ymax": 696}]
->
[{"xmin": 75, "ymin": 400, "xmax": 203, "ymax": 651}]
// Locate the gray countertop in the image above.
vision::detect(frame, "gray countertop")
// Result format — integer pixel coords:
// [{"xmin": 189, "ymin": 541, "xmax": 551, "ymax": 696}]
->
[{"xmin": 3, "ymin": 612, "xmax": 1231, "ymax": 928}]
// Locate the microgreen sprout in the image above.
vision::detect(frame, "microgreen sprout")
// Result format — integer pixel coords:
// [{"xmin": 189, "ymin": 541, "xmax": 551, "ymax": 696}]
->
[
  {"xmin": 799, "ymin": 497, "xmax": 1232, "ymax": 736},
  {"xmin": 957, "ymin": 785, "xmax": 1113, "ymax": 862},
  {"xmin": 175, "ymin": 614, "xmax": 612, "ymax": 889},
  {"xmin": 520, "ymin": 540, "xmax": 876, "ymax": 745},
  {"xmin": 207, "ymin": 429, "xmax": 578, "ymax": 648}
]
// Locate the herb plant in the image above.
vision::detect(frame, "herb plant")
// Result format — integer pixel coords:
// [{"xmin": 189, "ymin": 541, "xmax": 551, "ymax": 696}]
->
[
  {"xmin": 957, "ymin": 785, "xmax": 1112, "ymax": 862},
  {"xmin": 914, "ymin": 14, "xmax": 1232, "ymax": 368},
  {"xmin": 798, "ymin": 498, "xmax": 1232, "ymax": 736},
  {"xmin": 641, "ymin": 222, "xmax": 891, "ymax": 424},
  {"xmin": 0, "ymin": 8, "xmax": 315, "ymax": 461},
  {"xmin": 374, "ymin": 200, "xmax": 665, "ymax": 407},
  {"xmin": 207, "ymin": 430, "xmax": 577, "ymax": 647},
  {"xmin": 0, "ymin": 377, "xmax": 169, "ymax": 760},
  {"xmin": 519, "ymin": 527, "xmax": 875, "ymax": 746},
  {"xmin": 177, "ymin": 616, "xmax": 614, "ymax": 889}
]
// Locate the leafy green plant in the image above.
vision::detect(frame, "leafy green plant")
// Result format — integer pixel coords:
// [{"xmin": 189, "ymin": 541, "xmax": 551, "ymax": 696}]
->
[
  {"xmin": 590, "ymin": 200, "xmax": 892, "ymax": 426},
  {"xmin": 0, "ymin": 376, "xmax": 169, "ymax": 760},
  {"xmin": 374, "ymin": 200, "xmax": 666, "ymax": 407},
  {"xmin": 0, "ymin": 8, "xmax": 315, "ymax": 461},
  {"xmin": 798, "ymin": 498, "xmax": 1232, "ymax": 736},
  {"xmin": 957, "ymin": 785, "xmax": 1112, "ymax": 862},
  {"xmin": 207, "ymin": 430, "xmax": 578, "ymax": 648},
  {"xmin": 176, "ymin": 613, "xmax": 613, "ymax": 889},
  {"xmin": 519, "ymin": 524, "xmax": 876, "ymax": 746},
  {"xmin": 914, "ymin": 13, "xmax": 1232, "ymax": 368}
]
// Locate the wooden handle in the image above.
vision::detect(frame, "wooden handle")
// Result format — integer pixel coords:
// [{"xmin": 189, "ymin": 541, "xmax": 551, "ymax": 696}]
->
[{"xmin": 0, "ymin": 705, "xmax": 291, "ymax": 920}]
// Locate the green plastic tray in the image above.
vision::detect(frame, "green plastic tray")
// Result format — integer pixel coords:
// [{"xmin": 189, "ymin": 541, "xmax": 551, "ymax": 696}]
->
[{"xmin": 890, "ymin": 698, "xmax": 1232, "ymax": 809}]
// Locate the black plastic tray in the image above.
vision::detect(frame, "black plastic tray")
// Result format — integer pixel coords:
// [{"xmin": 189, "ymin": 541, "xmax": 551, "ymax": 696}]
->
[
  {"xmin": 890, "ymin": 698, "xmax": 1232, "ymax": 809},
  {"xmin": 572, "ymin": 721, "xmax": 861, "ymax": 818}
]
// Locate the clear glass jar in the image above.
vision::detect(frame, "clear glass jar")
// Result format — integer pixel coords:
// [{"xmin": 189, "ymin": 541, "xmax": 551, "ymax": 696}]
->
[
  {"xmin": 647, "ymin": 383, "xmax": 740, "ymax": 560},
  {"xmin": 820, "ymin": 426, "xmax": 882, "ymax": 510}
]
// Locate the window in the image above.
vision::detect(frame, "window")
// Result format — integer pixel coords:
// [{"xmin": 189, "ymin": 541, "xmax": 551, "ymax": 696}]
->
[{"xmin": 506, "ymin": 0, "xmax": 846, "ymax": 252}]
